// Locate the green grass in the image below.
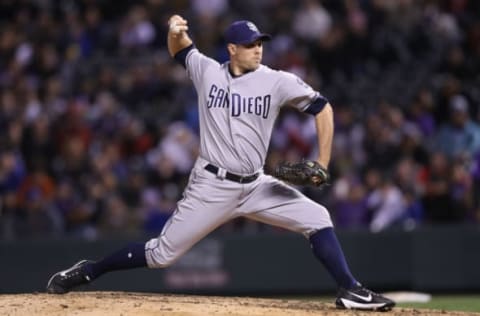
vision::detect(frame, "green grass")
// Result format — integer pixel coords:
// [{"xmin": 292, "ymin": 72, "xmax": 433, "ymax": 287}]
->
[
  {"xmin": 272, "ymin": 294, "xmax": 480, "ymax": 313},
  {"xmin": 397, "ymin": 295, "xmax": 480, "ymax": 313}
]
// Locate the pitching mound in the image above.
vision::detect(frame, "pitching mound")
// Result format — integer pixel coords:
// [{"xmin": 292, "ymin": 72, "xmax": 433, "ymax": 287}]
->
[{"xmin": 0, "ymin": 291, "xmax": 477, "ymax": 316}]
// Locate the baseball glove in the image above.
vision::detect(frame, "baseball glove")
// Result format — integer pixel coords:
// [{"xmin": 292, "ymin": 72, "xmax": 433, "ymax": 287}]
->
[{"xmin": 274, "ymin": 160, "xmax": 330, "ymax": 188}]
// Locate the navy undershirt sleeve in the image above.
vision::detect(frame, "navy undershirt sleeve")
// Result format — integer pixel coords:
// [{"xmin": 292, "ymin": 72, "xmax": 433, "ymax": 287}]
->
[
  {"xmin": 304, "ymin": 96, "xmax": 329, "ymax": 115},
  {"xmin": 174, "ymin": 44, "xmax": 195, "ymax": 68}
]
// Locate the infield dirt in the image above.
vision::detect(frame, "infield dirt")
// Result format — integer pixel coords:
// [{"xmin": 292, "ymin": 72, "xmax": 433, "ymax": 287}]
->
[{"xmin": 1, "ymin": 292, "xmax": 479, "ymax": 316}]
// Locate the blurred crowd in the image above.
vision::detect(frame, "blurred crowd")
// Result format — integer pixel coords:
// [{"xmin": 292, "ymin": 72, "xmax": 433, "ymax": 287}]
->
[{"xmin": 1, "ymin": 0, "xmax": 480, "ymax": 240}]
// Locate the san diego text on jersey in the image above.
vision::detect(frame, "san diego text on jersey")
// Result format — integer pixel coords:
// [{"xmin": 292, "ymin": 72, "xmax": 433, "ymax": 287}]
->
[{"xmin": 207, "ymin": 84, "xmax": 271, "ymax": 119}]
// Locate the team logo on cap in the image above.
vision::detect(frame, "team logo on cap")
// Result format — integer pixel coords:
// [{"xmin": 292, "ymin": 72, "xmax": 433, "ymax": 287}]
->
[{"xmin": 246, "ymin": 21, "xmax": 259, "ymax": 32}]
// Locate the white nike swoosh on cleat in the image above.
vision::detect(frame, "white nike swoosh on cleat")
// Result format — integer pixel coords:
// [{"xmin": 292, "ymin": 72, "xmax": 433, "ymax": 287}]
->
[
  {"xmin": 348, "ymin": 292, "xmax": 372, "ymax": 302},
  {"xmin": 340, "ymin": 298, "xmax": 386, "ymax": 310}
]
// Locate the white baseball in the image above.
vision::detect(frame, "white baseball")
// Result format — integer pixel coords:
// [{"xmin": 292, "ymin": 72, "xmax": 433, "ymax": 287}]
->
[{"xmin": 169, "ymin": 21, "xmax": 181, "ymax": 34}]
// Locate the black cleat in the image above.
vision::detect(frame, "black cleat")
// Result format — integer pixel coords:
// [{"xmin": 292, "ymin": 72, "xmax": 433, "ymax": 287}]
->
[
  {"xmin": 335, "ymin": 284, "xmax": 395, "ymax": 311},
  {"xmin": 46, "ymin": 260, "xmax": 93, "ymax": 294}
]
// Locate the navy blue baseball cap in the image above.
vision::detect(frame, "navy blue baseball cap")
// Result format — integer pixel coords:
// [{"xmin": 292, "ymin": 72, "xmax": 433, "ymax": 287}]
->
[{"xmin": 224, "ymin": 20, "xmax": 271, "ymax": 45}]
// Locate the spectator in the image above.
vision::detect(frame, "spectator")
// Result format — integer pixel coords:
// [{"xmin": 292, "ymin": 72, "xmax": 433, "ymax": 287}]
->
[
  {"xmin": 15, "ymin": 165, "xmax": 57, "ymax": 236},
  {"xmin": 332, "ymin": 174, "xmax": 369, "ymax": 229},
  {"xmin": 422, "ymin": 151, "xmax": 461, "ymax": 222},
  {"xmin": 364, "ymin": 168, "xmax": 407, "ymax": 232},
  {"xmin": 119, "ymin": 5, "xmax": 156, "ymax": 54},
  {"xmin": 292, "ymin": 0, "xmax": 332, "ymax": 42},
  {"xmin": 138, "ymin": 187, "xmax": 172, "ymax": 234},
  {"xmin": 433, "ymin": 95, "xmax": 480, "ymax": 160}
]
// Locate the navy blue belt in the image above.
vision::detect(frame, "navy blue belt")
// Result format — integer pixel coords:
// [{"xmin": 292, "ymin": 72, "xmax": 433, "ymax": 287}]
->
[{"xmin": 205, "ymin": 164, "xmax": 259, "ymax": 183}]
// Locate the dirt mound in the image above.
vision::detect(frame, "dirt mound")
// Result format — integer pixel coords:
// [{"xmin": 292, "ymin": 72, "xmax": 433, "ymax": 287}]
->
[{"xmin": 0, "ymin": 292, "xmax": 477, "ymax": 316}]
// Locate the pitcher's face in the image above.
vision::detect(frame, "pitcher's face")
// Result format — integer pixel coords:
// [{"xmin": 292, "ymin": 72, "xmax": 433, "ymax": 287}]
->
[{"xmin": 229, "ymin": 40, "xmax": 263, "ymax": 71}]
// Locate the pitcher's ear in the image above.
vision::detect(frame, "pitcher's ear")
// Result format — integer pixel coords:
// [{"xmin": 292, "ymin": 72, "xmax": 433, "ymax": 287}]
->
[{"xmin": 227, "ymin": 43, "xmax": 236, "ymax": 56}]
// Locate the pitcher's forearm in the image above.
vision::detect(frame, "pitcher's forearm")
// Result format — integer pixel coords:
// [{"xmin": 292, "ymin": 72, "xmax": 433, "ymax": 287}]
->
[{"xmin": 314, "ymin": 103, "xmax": 334, "ymax": 168}]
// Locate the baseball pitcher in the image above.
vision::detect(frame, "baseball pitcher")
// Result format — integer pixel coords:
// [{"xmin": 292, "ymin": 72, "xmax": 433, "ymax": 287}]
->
[{"xmin": 46, "ymin": 15, "xmax": 394, "ymax": 311}]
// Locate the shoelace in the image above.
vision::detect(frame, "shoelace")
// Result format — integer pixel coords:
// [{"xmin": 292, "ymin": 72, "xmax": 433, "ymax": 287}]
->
[
  {"xmin": 358, "ymin": 287, "xmax": 382, "ymax": 298},
  {"xmin": 61, "ymin": 269, "xmax": 82, "ymax": 280}
]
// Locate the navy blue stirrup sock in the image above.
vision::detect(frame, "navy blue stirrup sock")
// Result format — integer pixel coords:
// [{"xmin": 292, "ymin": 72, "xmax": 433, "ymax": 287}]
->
[
  {"xmin": 309, "ymin": 227, "xmax": 358, "ymax": 289},
  {"xmin": 84, "ymin": 242, "xmax": 147, "ymax": 280}
]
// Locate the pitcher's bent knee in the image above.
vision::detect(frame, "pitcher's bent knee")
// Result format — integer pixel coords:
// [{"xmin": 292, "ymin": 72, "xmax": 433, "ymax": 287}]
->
[
  {"xmin": 300, "ymin": 204, "xmax": 334, "ymax": 238},
  {"xmin": 144, "ymin": 236, "xmax": 179, "ymax": 268}
]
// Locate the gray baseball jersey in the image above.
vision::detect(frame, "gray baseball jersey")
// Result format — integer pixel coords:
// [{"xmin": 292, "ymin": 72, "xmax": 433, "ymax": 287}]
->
[
  {"xmin": 187, "ymin": 48, "xmax": 322, "ymax": 174},
  {"xmin": 145, "ymin": 47, "xmax": 332, "ymax": 268}
]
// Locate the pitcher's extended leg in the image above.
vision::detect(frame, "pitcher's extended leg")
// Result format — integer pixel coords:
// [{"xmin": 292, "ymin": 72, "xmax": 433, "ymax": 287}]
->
[
  {"xmin": 47, "ymin": 166, "xmax": 240, "ymax": 293},
  {"xmin": 242, "ymin": 179, "xmax": 357, "ymax": 289},
  {"xmin": 241, "ymin": 175, "xmax": 394, "ymax": 310}
]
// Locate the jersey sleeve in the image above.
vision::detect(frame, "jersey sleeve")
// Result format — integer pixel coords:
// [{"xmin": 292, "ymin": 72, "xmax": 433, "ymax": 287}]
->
[
  {"xmin": 277, "ymin": 71, "xmax": 328, "ymax": 114},
  {"xmin": 185, "ymin": 48, "xmax": 219, "ymax": 87}
]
